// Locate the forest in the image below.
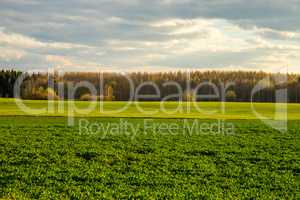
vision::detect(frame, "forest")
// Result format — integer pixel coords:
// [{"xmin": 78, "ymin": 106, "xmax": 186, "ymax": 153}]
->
[{"xmin": 1, "ymin": 69, "xmax": 300, "ymax": 102}]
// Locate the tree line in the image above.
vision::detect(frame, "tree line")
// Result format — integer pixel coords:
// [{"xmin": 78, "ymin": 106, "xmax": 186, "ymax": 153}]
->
[
  {"xmin": 0, "ymin": 70, "xmax": 22, "ymax": 98},
  {"xmin": 1, "ymin": 70, "xmax": 300, "ymax": 102}
]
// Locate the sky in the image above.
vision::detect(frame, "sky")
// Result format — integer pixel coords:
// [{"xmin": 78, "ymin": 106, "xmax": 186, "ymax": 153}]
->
[{"xmin": 0, "ymin": 0, "xmax": 300, "ymax": 72}]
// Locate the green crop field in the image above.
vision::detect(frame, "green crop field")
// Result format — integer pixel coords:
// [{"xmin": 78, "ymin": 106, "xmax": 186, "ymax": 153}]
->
[
  {"xmin": 0, "ymin": 98, "xmax": 300, "ymax": 199},
  {"xmin": 1, "ymin": 98, "xmax": 300, "ymax": 119}
]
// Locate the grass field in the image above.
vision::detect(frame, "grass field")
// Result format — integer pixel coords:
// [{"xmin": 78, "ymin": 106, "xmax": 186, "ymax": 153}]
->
[
  {"xmin": 0, "ymin": 99, "xmax": 300, "ymax": 199},
  {"xmin": 1, "ymin": 98, "xmax": 300, "ymax": 119}
]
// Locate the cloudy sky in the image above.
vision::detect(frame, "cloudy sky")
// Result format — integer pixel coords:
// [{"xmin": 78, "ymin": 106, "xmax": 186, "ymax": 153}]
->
[{"xmin": 0, "ymin": 0, "xmax": 300, "ymax": 72}]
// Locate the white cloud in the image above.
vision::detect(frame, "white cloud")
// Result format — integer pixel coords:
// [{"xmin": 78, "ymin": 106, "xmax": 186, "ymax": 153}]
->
[
  {"xmin": 254, "ymin": 27, "xmax": 300, "ymax": 40},
  {"xmin": 148, "ymin": 18, "xmax": 258, "ymax": 54},
  {"xmin": 0, "ymin": 28, "xmax": 91, "ymax": 50},
  {"xmin": 46, "ymin": 55, "xmax": 74, "ymax": 66},
  {"xmin": 0, "ymin": 47, "xmax": 25, "ymax": 61}
]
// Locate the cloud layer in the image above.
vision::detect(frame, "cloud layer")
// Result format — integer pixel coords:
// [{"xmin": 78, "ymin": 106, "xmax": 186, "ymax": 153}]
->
[{"xmin": 0, "ymin": 0, "xmax": 299, "ymax": 72}]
